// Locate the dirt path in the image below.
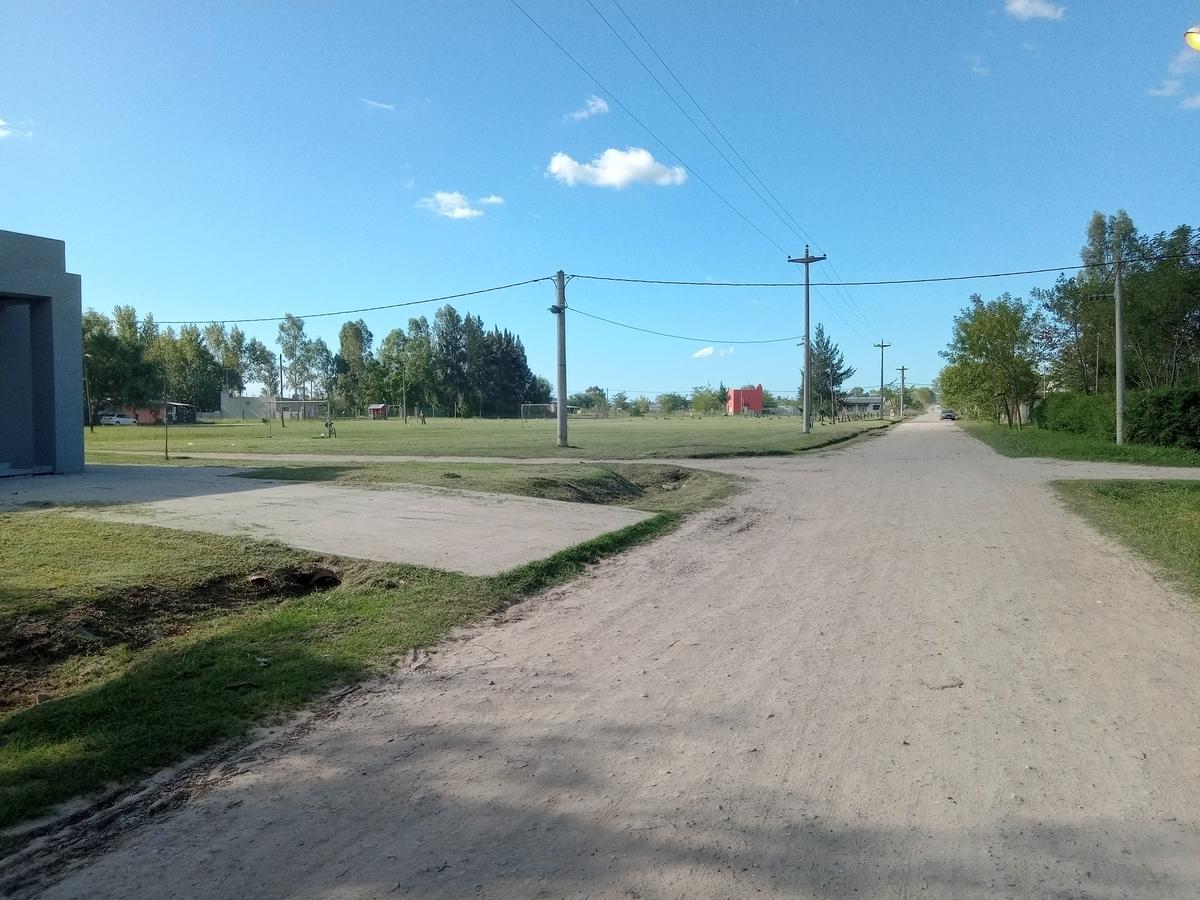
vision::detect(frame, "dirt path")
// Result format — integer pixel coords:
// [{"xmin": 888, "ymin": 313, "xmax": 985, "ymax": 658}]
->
[{"xmin": 22, "ymin": 419, "xmax": 1200, "ymax": 898}]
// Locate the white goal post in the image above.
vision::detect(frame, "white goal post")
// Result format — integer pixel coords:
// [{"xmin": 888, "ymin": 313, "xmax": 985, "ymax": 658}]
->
[{"xmin": 520, "ymin": 403, "xmax": 557, "ymax": 421}]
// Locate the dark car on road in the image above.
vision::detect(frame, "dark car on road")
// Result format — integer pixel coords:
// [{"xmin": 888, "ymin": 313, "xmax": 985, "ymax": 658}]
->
[{"xmin": 940, "ymin": 409, "xmax": 958, "ymax": 421}]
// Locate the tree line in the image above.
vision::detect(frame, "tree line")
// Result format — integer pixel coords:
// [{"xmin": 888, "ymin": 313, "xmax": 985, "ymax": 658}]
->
[
  {"xmin": 937, "ymin": 210, "xmax": 1199, "ymax": 425},
  {"xmin": 80, "ymin": 303, "xmax": 550, "ymax": 418}
]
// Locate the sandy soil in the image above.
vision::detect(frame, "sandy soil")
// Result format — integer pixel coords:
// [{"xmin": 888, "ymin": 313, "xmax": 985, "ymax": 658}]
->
[
  {"xmin": 2, "ymin": 466, "xmax": 650, "ymax": 576},
  {"xmin": 15, "ymin": 418, "xmax": 1200, "ymax": 898}
]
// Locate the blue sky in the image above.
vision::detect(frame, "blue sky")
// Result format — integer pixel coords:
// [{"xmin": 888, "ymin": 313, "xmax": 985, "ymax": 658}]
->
[{"xmin": 3, "ymin": 0, "xmax": 1198, "ymax": 396}]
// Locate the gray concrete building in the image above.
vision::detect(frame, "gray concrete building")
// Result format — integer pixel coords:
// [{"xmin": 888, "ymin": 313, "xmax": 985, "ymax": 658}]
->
[{"xmin": 0, "ymin": 230, "xmax": 84, "ymax": 475}]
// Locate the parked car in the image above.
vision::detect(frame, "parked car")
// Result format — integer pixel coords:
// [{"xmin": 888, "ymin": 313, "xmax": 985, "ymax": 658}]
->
[
  {"xmin": 940, "ymin": 409, "xmax": 958, "ymax": 421},
  {"xmin": 100, "ymin": 413, "xmax": 138, "ymax": 426}
]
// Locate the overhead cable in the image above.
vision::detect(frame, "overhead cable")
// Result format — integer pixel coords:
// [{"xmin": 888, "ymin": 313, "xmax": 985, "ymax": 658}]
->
[
  {"xmin": 507, "ymin": 0, "xmax": 790, "ymax": 256},
  {"xmin": 571, "ymin": 305, "xmax": 803, "ymax": 344},
  {"xmin": 155, "ymin": 277, "xmax": 552, "ymax": 326}
]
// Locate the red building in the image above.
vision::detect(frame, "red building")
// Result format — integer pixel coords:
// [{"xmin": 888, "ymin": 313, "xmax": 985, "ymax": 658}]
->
[{"xmin": 726, "ymin": 384, "xmax": 764, "ymax": 415}]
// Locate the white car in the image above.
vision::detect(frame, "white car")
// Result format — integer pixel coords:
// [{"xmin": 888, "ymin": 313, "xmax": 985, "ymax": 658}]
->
[{"xmin": 100, "ymin": 413, "xmax": 138, "ymax": 426}]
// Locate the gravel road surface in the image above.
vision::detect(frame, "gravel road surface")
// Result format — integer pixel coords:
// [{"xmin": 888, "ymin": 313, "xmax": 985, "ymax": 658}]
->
[{"xmin": 22, "ymin": 418, "xmax": 1200, "ymax": 898}]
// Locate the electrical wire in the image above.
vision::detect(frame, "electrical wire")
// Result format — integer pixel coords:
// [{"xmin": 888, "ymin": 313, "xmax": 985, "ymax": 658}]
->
[
  {"xmin": 595, "ymin": 0, "xmax": 878, "ymax": 336},
  {"xmin": 507, "ymin": 0, "xmax": 790, "ymax": 256},
  {"xmin": 571, "ymin": 305, "xmax": 803, "ymax": 344},
  {"xmin": 155, "ymin": 277, "xmax": 552, "ymax": 326}
]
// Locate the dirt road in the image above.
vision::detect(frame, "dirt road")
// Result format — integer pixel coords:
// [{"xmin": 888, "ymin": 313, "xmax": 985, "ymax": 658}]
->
[{"xmin": 25, "ymin": 419, "xmax": 1200, "ymax": 898}]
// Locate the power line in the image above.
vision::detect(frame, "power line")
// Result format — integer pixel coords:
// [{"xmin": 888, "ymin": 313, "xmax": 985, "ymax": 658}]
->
[
  {"xmin": 597, "ymin": 0, "xmax": 873, "ymax": 331},
  {"xmin": 155, "ymin": 277, "xmax": 552, "ymax": 326},
  {"xmin": 569, "ymin": 253, "xmax": 1193, "ymax": 289},
  {"xmin": 507, "ymin": 0, "xmax": 790, "ymax": 256},
  {"xmin": 571, "ymin": 305, "xmax": 803, "ymax": 344}
]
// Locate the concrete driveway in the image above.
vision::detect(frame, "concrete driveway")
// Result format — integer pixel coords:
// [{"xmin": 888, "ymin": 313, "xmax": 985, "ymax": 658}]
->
[{"xmin": 2, "ymin": 465, "xmax": 652, "ymax": 576}]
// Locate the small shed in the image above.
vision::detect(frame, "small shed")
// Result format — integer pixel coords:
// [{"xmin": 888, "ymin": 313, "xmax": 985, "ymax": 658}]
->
[
  {"xmin": 727, "ymin": 385, "xmax": 764, "ymax": 416},
  {"xmin": 367, "ymin": 403, "xmax": 388, "ymax": 420}
]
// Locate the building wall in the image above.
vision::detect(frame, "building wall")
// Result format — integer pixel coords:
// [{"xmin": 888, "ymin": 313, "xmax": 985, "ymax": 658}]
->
[
  {"xmin": 726, "ymin": 385, "xmax": 764, "ymax": 415},
  {"xmin": 0, "ymin": 231, "xmax": 83, "ymax": 475}
]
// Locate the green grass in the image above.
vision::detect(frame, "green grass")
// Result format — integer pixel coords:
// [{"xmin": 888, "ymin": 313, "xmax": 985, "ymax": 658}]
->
[
  {"xmin": 85, "ymin": 415, "xmax": 892, "ymax": 462},
  {"xmin": 237, "ymin": 461, "xmax": 736, "ymax": 515},
  {"xmin": 0, "ymin": 467, "xmax": 733, "ymax": 834},
  {"xmin": 1055, "ymin": 481, "xmax": 1200, "ymax": 601},
  {"xmin": 961, "ymin": 421, "xmax": 1200, "ymax": 467}
]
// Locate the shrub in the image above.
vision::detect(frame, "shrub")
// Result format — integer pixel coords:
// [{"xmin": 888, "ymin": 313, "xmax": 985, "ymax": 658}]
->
[
  {"xmin": 1035, "ymin": 393, "xmax": 1115, "ymax": 439},
  {"xmin": 1126, "ymin": 388, "xmax": 1200, "ymax": 451}
]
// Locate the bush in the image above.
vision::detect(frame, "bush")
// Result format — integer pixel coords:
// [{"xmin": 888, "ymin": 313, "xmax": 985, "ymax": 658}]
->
[
  {"xmin": 1126, "ymin": 388, "xmax": 1200, "ymax": 451},
  {"xmin": 1034, "ymin": 393, "xmax": 1115, "ymax": 439}
]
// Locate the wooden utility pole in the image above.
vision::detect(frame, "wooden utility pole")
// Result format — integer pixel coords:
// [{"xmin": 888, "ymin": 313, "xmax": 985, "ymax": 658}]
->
[
  {"xmin": 788, "ymin": 245, "xmax": 826, "ymax": 434},
  {"xmin": 873, "ymin": 340, "xmax": 891, "ymax": 419},
  {"xmin": 897, "ymin": 366, "xmax": 908, "ymax": 419}
]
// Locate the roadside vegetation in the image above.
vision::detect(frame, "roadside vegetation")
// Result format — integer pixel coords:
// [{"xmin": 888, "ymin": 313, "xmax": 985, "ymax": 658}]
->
[
  {"xmin": 85, "ymin": 416, "xmax": 892, "ymax": 462},
  {"xmin": 962, "ymin": 421, "xmax": 1200, "ymax": 467},
  {"xmin": 938, "ymin": 211, "xmax": 1199, "ymax": 450},
  {"xmin": 0, "ymin": 465, "xmax": 734, "ymax": 836},
  {"xmin": 1055, "ymin": 480, "xmax": 1200, "ymax": 601}
]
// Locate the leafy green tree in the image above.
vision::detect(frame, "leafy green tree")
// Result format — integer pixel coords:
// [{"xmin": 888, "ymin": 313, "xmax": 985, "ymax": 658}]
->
[
  {"xmin": 939, "ymin": 293, "xmax": 1044, "ymax": 426},
  {"xmin": 691, "ymin": 385, "xmax": 724, "ymax": 414},
  {"xmin": 656, "ymin": 392, "xmax": 688, "ymax": 415},
  {"xmin": 630, "ymin": 395, "xmax": 651, "ymax": 416},
  {"xmin": 612, "ymin": 391, "xmax": 630, "ymax": 411}
]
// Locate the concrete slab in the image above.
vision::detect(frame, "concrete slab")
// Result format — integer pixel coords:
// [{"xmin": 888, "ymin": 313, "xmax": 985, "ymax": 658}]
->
[{"xmin": 2, "ymin": 466, "xmax": 653, "ymax": 576}]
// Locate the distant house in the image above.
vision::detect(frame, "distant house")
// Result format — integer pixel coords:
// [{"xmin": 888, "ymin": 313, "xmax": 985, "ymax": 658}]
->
[
  {"xmin": 367, "ymin": 403, "xmax": 388, "ymax": 420},
  {"xmin": 841, "ymin": 395, "xmax": 884, "ymax": 416},
  {"xmin": 118, "ymin": 401, "xmax": 196, "ymax": 425},
  {"xmin": 727, "ymin": 384, "xmax": 764, "ymax": 416}
]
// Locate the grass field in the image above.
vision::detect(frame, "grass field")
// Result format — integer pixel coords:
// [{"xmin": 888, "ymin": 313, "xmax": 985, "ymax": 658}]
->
[
  {"xmin": 0, "ymin": 465, "xmax": 734, "ymax": 835},
  {"xmin": 1055, "ymin": 481, "xmax": 1200, "ymax": 602},
  {"xmin": 961, "ymin": 421, "xmax": 1200, "ymax": 467},
  {"xmin": 85, "ymin": 415, "xmax": 892, "ymax": 461}
]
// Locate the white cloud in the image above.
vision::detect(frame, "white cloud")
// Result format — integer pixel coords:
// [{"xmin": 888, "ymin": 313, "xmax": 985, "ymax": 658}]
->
[
  {"xmin": 547, "ymin": 147, "xmax": 686, "ymax": 189},
  {"xmin": 566, "ymin": 95, "xmax": 609, "ymax": 122},
  {"xmin": 0, "ymin": 116, "xmax": 32, "ymax": 139},
  {"xmin": 1004, "ymin": 0, "xmax": 1065, "ymax": 21},
  {"xmin": 415, "ymin": 191, "xmax": 484, "ymax": 219},
  {"xmin": 477, "ymin": 194, "xmax": 505, "ymax": 205},
  {"xmin": 692, "ymin": 346, "xmax": 714, "ymax": 359},
  {"xmin": 1169, "ymin": 49, "xmax": 1199, "ymax": 78},
  {"xmin": 360, "ymin": 98, "xmax": 395, "ymax": 111},
  {"xmin": 1182, "ymin": 94, "xmax": 1200, "ymax": 110},
  {"xmin": 966, "ymin": 55, "xmax": 990, "ymax": 76},
  {"xmin": 1147, "ymin": 79, "xmax": 1181, "ymax": 97},
  {"xmin": 719, "ymin": 347, "xmax": 734, "ymax": 358}
]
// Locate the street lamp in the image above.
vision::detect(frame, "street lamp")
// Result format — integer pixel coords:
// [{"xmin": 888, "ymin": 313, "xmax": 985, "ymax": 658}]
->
[{"xmin": 1187, "ymin": 26, "xmax": 1200, "ymax": 52}]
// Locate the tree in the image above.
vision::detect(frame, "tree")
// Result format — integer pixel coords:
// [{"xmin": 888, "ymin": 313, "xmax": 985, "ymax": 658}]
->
[
  {"xmin": 691, "ymin": 385, "xmax": 724, "ymax": 415},
  {"xmin": 939, "ymin": 293, "xmax": 1045, "ymax": 426},
  {"xmin": 277, "ymin": 314, "xmax": 312, "ymax": 398},
  {"xmin": 656, "ymin": 392, "xmax": 688, "ymax": 415},
  {"xmin": 244, "ymin": 338, "xmax": 277, "ymax": 396},
  {"xmin": 802, "ymin": 324, "xmax": 856, "ymax": 417},
  {"xmin": 630, "ymin": 395, "xmax": 651, "ymax": 417},
  {"xmin": 612, "ymin": 391, "xmax": 630, "ymax": 411},
  {"xmin": 335, "ymin": 319, "xmax": 374, "ymax": 409}
]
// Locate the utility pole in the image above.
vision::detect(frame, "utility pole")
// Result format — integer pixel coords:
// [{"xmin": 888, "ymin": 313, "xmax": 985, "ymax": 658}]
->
[
  {"xmin": 897, "ymin": 366, "xmax": 908, "ymax": 419},
  {"xmin": 788, "ymin": 245, "xmax": 826, "ymax": 434},
  {"xmin": 1114, "ymin": 252, "xmax": 1125, "ymax": 445},
  {"xmin": 873, "ymin": 340, "xmax": 891, "ymax": 419},
  {"xmin": 278, "ymin": 354, "xmax": 286, "ymax": 428},
  {"xmin": 551, "ymin": 270, "xmax": 568, "ymax": 448}
]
